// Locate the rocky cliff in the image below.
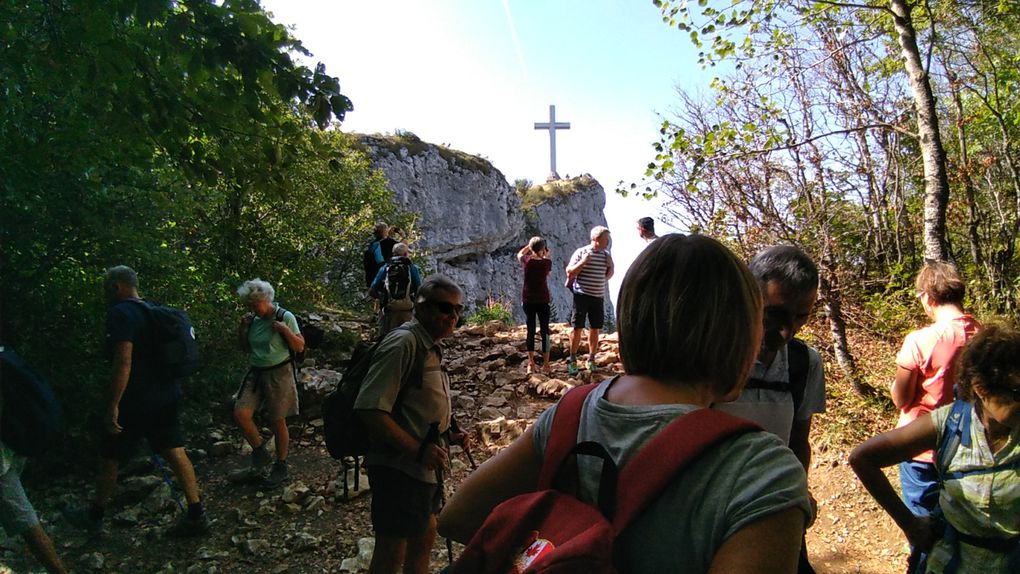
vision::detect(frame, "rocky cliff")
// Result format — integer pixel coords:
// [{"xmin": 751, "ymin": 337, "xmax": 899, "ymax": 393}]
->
[{"xmin": 358, "ymin": 133, "xmax": 614, "ymax": 325}]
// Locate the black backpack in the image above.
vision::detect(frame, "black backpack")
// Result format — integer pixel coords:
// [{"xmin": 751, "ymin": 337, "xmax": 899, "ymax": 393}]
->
[
  {"xmin": 322, "ymin": 326, "xmax": 426, "ymax": 461},
  {"xmin": 0, "ymin": 347, "xmax": 64, "ymax": 457},
  {"xmin": 383, "ymin": 256, "xmax": 414, "ymax": 309},
  {"xmin": 131, "ymin": 300, "xmax": 200, "ymax": 380},
  {"xmin": 274, "ymin": 306, "xmax": 309, "ymax": 368},
  {"xmin": 745, "ymin": 337, "xmax": 810, "ymax": 417},
  {"xmin": 363, "ymin": 240, "xmax": 381, "ymax": 286}
]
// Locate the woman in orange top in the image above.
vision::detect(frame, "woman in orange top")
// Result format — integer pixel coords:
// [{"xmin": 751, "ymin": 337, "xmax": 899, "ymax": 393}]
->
[{"xmin": 891, "ymin": 262, "xmax": 980, "ymax": 565}]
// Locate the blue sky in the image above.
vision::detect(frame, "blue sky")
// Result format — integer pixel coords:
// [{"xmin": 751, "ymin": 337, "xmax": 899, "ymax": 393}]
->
[{"xmin": 261, "ymin": 0, "xmax": 714, "ymax": 300}]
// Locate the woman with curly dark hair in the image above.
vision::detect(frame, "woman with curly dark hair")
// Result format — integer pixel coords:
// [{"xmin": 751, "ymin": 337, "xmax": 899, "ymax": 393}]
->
[{"xmin": 852, "ymin": 324, "xmax": 1020, "ymax": 573}]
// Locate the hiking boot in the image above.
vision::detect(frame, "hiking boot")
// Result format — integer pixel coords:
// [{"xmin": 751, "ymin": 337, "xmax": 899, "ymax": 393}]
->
[
  {"xmin": 587, "ymin": 360, "xmax": 597, "ymax": 373},
  {"xmin": 165, "ymin": 512, "xmax": 210, "ymax": 538},
  {"xmin": 262, "ymin": 460, "xmax": 289, "ymax": 488},
  {"xmin": 526, "ymin": 362, "xmax": 536, "ymax": 375},
  {"xmin": 62, "ymin": 505, "xmax": 105, "ymax": 537},
  {"xmin": 250, "ymin": 443, "xmax": 273, "ymax": 473},
  {"xmin": 567, "ymin": 359, "xmax": 579, "ymax": 376}
]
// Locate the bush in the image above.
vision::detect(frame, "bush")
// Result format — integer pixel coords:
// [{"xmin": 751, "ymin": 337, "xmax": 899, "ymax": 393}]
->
[{"xmin": 467, "ymin": 297, "xmax": 514, "ymax": 328}]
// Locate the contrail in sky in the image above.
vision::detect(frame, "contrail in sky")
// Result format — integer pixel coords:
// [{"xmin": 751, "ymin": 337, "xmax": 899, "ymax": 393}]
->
[{"xmin": 501, "ymin": 0, "xmax": 528, "ymax": 80}]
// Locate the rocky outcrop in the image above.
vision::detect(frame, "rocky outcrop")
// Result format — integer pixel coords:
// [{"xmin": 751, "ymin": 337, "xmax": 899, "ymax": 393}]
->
[{"xmin": 358, "ymin": 133, "xmax": 615, "ymax": 325}]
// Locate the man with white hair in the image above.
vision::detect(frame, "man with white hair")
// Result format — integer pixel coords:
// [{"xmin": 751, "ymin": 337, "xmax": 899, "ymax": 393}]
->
[
  {"xmin": 66, "ymin": 265, "xmax": 208, "ymax": 537},
  {"xmin": 565, "ymin": 226, "xmax": 614, "ymax": 375},
  {"xmin": 368, "ymin": 243, "xmax": 422, "ymax": 338}
]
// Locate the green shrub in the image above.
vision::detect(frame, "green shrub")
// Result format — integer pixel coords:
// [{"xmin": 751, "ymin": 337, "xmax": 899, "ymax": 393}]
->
[{"xmin": 467, "ymin": 297, "xmax": 514, "ymax": 327}]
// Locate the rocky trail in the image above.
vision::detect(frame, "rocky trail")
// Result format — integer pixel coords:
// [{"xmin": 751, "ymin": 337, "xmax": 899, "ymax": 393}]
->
[{"xmin": 1, "ymin": 318, "xmax": 906, "ymax": 574}]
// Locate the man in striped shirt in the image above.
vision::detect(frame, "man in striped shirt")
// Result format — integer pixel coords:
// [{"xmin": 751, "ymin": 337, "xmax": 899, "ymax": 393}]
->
[{"xmin": 565, "ymin": 226, "xmax": 614, "ymax": 375}]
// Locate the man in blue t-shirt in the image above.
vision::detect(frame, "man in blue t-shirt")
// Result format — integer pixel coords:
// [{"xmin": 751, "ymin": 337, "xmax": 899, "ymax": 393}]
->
[{"xmin": 66, "ymin": 266, "xmax": 209, "ymax": 538}]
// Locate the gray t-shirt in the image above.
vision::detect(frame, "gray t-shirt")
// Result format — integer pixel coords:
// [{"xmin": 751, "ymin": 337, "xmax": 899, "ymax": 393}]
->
[
  {"xmin": 715, "ymin": 342, "xmax": 826, "ymax": 443},
  {"xmin": 532, "ymin": 379, "xmax": 811, "ymax": 573},
  {"xmin": 354, "ymin": 320, "xmax": 451, "ymax": 483}
]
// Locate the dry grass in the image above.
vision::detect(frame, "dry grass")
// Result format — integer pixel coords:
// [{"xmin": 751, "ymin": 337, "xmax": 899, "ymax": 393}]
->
[
  {"xmin": 518, "ymin": 174, "xmax": 598, "ymax": 210},
  {"xmin": 357, "ymin": 132, "xmax": 495, "ymax": 176}
]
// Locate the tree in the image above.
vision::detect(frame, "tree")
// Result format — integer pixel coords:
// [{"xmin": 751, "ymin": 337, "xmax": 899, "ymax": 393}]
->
[
  {"xmin": 652, "ymin": 0, "xmax": 951, "ymax": 261},
  {"xmin": 0, "ymin": 0, "xmax": 405, "ymax": 425}
]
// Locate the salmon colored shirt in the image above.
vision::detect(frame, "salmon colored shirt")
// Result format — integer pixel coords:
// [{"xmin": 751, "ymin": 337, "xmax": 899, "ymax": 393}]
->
[{"xmin": 894, "ymin": 314, "xmax": 981, "ymax": 462}]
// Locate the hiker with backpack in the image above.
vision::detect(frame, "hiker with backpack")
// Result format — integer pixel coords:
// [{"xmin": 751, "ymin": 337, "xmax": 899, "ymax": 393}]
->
[
  {"xmin": 714, "ymin": 245, "xmax": 826, "ymax": 573},
  {"xmin": 851, "ymin": 324, "xmax": 1020, "ymax": 574},
  {"xmin": 364, "ymin": 222, "xmax": 398, "ymax": 288},
  {"xmin": 368, "ymin": 242, "xmax": 422, "ymax": 339},
  {"xmin": 67, "ymin": 266, "xmax": 209, "ymax": 537},
  {"xmin": 439, "ymin": 234, "xmax": 812, "ymax": 573},
  {"xmin": 564, "ymin": 226, "xmax": 614, "ymax": 376},
  {"xmin": 234, "ymin": 278, "xmax": 305, "ymax": 488},
  {"xmin": 891, "ymin": 263, "xmax": 980, "ymax": 537},
  {"xmin": 0, "ymin": 345, "xmax": 68, "ymax": 574},
  {"xmin": 354, "ymin": 275, "xmax": 469, "ymax": 574},
  {"xmin": 517, "ymin": 236, "xmax": 553, "ymax": 374}
]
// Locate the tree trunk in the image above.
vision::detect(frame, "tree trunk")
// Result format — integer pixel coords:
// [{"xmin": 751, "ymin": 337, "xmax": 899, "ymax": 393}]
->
[
  {"xmin": 819, "ymin": 239, "xmax": 869, "ymax": 396},
  {"xmin": 889, "ymin": 0, "xmax": 951, "ymax": 262}
]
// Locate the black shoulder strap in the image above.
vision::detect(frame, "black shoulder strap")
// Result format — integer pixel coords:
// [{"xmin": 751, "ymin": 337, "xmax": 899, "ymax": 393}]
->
[{"xmin": 786, "ymin": 338, "xmax": 810, "ymax": 415}]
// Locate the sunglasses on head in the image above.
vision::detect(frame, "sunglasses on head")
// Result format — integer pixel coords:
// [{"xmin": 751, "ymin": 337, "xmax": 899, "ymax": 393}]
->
[{"xmin": 426, "ymin": 300, "xmax": 464, "ymax": 315}]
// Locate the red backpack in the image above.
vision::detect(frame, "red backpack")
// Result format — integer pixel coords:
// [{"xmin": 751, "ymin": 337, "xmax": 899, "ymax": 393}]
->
[{"xmin": 452, "ymin": 382, "xmax": 761, "ymax": 574}]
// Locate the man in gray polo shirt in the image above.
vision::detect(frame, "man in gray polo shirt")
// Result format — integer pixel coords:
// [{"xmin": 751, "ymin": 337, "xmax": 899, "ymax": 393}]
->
[
  {"xmin": 355, "ymin": 274, "xmax": 467, "ymax": 574},
  {"xmin": 565, "ymin": 226, "xmax": 614, "ymax": 375}
]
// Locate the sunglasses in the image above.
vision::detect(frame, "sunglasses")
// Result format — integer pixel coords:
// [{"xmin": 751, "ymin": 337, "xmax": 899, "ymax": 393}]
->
[{"xmin": 426, "ymin": 300, "xmax": 464, "ymax": 315}]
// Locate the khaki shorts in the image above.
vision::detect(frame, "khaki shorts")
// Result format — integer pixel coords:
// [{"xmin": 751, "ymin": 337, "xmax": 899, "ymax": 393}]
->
[{"xmin": 235, "ymin": 362, "xmax": 299, "ymax": 420}]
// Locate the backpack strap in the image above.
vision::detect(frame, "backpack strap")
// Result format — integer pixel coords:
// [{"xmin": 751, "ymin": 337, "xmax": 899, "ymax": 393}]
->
[
  {"xmin": 537, "ymin": 381, "xmax": 606, "ymax": 490},
  {"xmin": 611, "ymin": 408, "xmax": 762, "ymax": 534},
  {"xmin": 937, "ymin": 400, "xmax": 972, "ymax": 477},
  {"xmin": 786, "ymin": 338, "xmax": 810, "ymax": 415},
  {"xmin": 744, "ymin": 339, "xmax": 810, "ymax": 414}
]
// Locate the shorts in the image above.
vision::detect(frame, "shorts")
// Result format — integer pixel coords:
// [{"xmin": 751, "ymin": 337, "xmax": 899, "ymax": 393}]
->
[
  {"xmin": 235, "ymin": 362, "xmax": 300, "ymax": 420},
  {"xmin": 379, "ymin": 308, "xmax": 413, "ymax": 339},
  {"xmin": 571, "ymin": 293, "xmax": 605, "ymax": 329},
  {"xmin": 100, "ymin": 402, "xmax": 185, "ymax": 461},
  {"xmin": 0, "ymin": 462, "xmax": 40, "ymax": 536},
  {"xmin": 367, "ymin": 465, "xmax": 441, "ymax": 538}
]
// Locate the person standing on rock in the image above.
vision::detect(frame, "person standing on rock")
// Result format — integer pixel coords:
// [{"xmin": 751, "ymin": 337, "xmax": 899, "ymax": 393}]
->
[
  {"xmin": 368, "ymin": 242, "xmax": 422, "ymax": 339},
  {"xmin": 714, "ymin": 245, "xmax": 826, "ymax": 574},
  {"xmin": 234, "ymin": 278, "xmax": 304, "ymax": 488},
  {"xmin": 637, "ymin": 216, "xmax": 658, "ymax": 244},
  {"xmin": 565, "ymin": 226, "xmax": 614, "ymax": 376},
  {"xmin": 66, "ymin": 266, "xmax": 209, "ymax": 538},
  {"xmin": 355, "ymin": 275, "xmax": 469, "ymax": 574},
  {"xmin": 517, "ymin": 236, "xmax": 553, "ymax": 374}
]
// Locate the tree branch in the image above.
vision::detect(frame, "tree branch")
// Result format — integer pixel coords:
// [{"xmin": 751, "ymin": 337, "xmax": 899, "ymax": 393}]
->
[
  {"xmin": 813, "ymin": 0, "xmax": 894, "ymax": 15},
  {"xmin": 714, "ymin": 123, "xmax": 917, "ymax": 163}
]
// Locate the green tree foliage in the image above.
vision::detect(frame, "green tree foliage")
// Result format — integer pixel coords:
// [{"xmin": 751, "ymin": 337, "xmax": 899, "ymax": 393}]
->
[
  {"xmin": 645, "ymin": 0, "xmax": 1020, "ymax": 391},
  {"xmin": 0, "ymin": 1, "xmax": 406, "ymax": 423}
]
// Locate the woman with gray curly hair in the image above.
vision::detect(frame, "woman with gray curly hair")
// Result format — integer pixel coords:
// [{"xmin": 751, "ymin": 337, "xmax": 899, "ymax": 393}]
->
[{"xmin": 234, "ymin": 278, "xmax": 304, "ymax": 487}]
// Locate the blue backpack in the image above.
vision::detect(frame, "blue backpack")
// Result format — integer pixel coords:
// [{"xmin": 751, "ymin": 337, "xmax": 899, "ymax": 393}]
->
[{"xmin": 0, "ymin": 347, "xmax": 64, "ymax": 457}]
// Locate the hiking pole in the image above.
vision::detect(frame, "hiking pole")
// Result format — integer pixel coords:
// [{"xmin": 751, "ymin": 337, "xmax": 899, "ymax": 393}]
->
[
  {"xmin": 450, "ymin": 418, "xmax": 476, "ymax": 470},
  {"xmin": 152, "ymin": 454, "xmax": 185, "ymax": 511},
  {"xmin": 419, "ymin": 423, "xmax": 455, "ymax": 566}
]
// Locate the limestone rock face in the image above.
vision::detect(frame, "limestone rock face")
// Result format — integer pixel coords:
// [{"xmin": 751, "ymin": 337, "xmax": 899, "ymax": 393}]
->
[{"xmin": 359, "ymin": 134, "xmax": 614, "ymax": 325}]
